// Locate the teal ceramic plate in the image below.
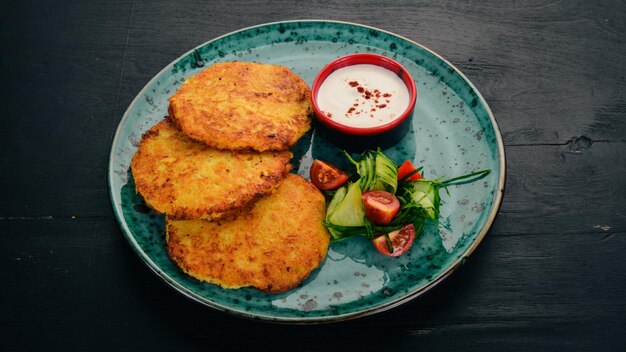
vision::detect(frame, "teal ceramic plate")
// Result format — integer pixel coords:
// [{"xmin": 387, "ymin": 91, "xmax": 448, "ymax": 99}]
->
[{"xmin": 109, "ymin": 20, "xmax": 505, "ymax": 323}]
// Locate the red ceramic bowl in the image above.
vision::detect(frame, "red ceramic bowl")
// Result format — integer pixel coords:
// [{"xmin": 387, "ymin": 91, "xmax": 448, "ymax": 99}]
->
[{"xmin": 311, "ymin": 53, "xmax": 417, "ymax": 150}]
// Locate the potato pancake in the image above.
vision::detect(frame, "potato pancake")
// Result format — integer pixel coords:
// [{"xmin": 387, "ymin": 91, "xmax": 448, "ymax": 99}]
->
[
  {"xmin": 130, "ymin": 118, "xmax": 292, "ymax": 220},
  {"xmin": 168, "ymin": 62, "xmax": 313, "ymax": 152},
  {"xmin": 166, "ymin": 174, "xmax": 329, "ymax": 293}
]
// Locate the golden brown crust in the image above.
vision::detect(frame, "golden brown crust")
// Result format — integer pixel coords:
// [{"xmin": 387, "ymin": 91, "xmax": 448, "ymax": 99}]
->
[
  {"xmin": 168, "ymin": 62, "xmax": 313, "ymax": 152},
  {"xmin": 166, "ymin": 174, "xmax": 330, "ymax": 293},
  {"xmin": 130, "ymin": 119, "xmax": 292, "ymax": 220}
]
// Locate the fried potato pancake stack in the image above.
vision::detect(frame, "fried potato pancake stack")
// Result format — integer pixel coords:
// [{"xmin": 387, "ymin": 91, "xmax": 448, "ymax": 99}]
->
[
  {"xmin": 168, "ymin": 62, "xmax": 313, "ymax": 152},
  {"xmin": 130, "ymin": 119, "xmax": 292, "ymax": 221},
  {"xmin": 130, "ymin": 62, "xmax": 329, "ymax": 293},
  {"xmin": 166, "ymin": 174, "xmax": 329, "ymax": 293}
]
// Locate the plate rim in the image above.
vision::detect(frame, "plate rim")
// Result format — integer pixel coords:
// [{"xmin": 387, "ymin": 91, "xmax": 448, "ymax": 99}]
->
[{"xmin": 108, "ymin": 19, "xmax": 506, "ymax": 323}]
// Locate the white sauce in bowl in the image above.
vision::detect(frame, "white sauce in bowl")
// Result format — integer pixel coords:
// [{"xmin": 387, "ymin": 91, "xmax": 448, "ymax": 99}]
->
[{"xmin": 316, "ymin": 64, "xmax": 411, "ymax": 128}]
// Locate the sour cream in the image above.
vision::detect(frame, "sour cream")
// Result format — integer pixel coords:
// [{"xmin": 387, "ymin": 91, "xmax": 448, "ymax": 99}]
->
[{"xmin": 316, "ymin": 64, "xmax": 411, "ymax": 128}]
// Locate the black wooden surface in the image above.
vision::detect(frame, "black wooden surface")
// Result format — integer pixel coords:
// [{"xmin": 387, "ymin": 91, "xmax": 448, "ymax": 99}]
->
[{"xmin": 2, "ymin": 0, "xmax": 625, "ymax": 350}]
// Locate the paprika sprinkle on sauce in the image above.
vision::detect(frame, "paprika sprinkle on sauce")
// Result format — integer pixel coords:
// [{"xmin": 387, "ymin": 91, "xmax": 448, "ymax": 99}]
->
[{"xmin": 316, "ymin": 64, "xmax": 410, "ymax": 128}]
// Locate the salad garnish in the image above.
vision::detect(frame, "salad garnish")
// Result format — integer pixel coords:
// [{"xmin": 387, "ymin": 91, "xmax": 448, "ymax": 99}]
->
[{"xmin": 313, "ymin": 149, "xmax": 491, "ymax": 256}]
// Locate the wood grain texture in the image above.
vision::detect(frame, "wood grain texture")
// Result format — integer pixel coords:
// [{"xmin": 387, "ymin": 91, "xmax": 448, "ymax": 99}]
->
[
  {"xmin": 495, "ymin": 141, "xmax": 626, "ymax": 236},
  {"xmin": 1, "ymin": 218, "xmax": 624, "ymax": 350},
  {"xmin": 1, "ymin": 0, "xmax": 625, "ymax": 350}
]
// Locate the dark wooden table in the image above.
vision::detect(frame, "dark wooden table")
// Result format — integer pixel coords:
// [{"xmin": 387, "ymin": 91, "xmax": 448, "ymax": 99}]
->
[{"xmin": 2, "ymin": 0, "xmax": 625, "ymax": 350}]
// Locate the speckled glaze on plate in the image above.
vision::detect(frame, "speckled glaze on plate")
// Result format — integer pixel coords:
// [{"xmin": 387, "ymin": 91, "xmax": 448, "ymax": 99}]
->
[{"xmin": 108, "ymin": 20, "xmax": 505, "ymax": 323}]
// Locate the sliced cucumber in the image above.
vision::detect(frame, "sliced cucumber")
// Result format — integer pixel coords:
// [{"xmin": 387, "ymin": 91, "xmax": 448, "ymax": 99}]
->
[
  {"xmin": 372, "ymin": 150, "xmax": 398, "ymax": 193},
  {"xmin": 328, "ymin": 180, "xmax": 365, "ymax": 227},
  {"xmin": 409, "ymin": 180, "xmax": 439, "ymax": 220},
  {"xmin": 326, "ymin": 185, "xmax": 347, "ymax": 222}
]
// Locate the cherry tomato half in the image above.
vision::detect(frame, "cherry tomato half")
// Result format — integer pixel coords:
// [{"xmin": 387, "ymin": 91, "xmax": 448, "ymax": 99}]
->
[
  {"xmin": 372, "ymin": 224, "xmax": 416, "ymax": 257},
  {"xmin": 398, "ymin": 160, "xmax": 422, "ymax": 181},
  {"xmin": 362, "ymin": 190, "xmax": 400, "ymax": 225},
  {"xmin": 310, "ymin": 160, "xmax": 349, "ymax": 190}
]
